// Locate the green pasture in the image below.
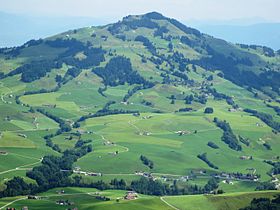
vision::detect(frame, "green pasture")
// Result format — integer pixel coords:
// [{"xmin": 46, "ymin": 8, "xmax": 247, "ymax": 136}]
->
[
  {"xmin": 72, "ymin": 109, "xmax": 278, "ymax": 181},
  {"xmin": 0, "ymin": 187, "xmax": 173, "ymax": 210},
  {"xmin": 163, "ymin": 191, "xmax": 280, "ymax": 210}
]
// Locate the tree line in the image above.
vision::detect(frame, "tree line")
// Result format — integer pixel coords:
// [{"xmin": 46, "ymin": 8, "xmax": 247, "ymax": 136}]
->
[
  {"xmin": 197, "ymin": 153, "xmax": 219, "ymax": 169},
  {"xmin": 264, "ymin": 160, "xmax": 280, "ymax": 175},
  {"xmin": 140, "ymin": 155, "xmax": 154, "ymax": 169},
  {"xmin": 94, "ymin": 56, "xmax": 154, "ymax": 87},
  {"xmin": 239, "ymin": 195, "xmax": 280, "ymax": 210},
  {"xmin": 108, "ymin": 15, "xmax": 160, "ymax": 35},
  {"xmin": 77, "ymin": 100, "xmax": 140, "ymax": 123},
  {"xmin": 207, "ymin": 141, "xmax": 219, "ymax": 149},
  {"xmin": 37, "ymin": 108, "xmax": 71, "ymax": 152},
  {"xmin": 196, "ymin": 45, "xmax": 280, "ymax": 96},
  {"xmin": 7, "ymin": 60, "xmax": 63, "ymax": 83},
  {"xmin": 214, "ymin": 117, "xmax": 242, "ymax": 151},
  {"xmin": 244, "ymin": 108, "xmax": 280, "ymax": 132},
  {"xmin": 0, "ymin": 155, "xmax": 223, "ymax": 198},
  {"xmin": 5, "ymin": 38, "xmax": 105, "ymax": 83},
  {"xmin": 0, "ymin": 143, "xmax": 92, "ymax": 198},
  {"xmin": 135, "ymin": 35, "xmax": 157, "ymax": 55}
]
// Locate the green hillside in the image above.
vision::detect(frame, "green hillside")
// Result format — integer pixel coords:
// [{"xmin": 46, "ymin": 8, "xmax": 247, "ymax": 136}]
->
[
  {"xmin": 0, "ymin": 188, "xmax": 278, "ymax": 210},
  {"xmin": 163, "ymin": 190, "xmax": 280, "ymax": 210},
  {"xmin": 0, "ymin": 12, "xmax": 279, "ymax": 209}
]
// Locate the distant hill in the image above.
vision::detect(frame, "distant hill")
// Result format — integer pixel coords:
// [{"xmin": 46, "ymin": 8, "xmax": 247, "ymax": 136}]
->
[
  {"xmin": 0, "ymin": 11, "xmax": 106, "ymax": 47},
  {"xmin": 193, "ymin": 22, "xmax": 280, "ymax": 50},
  {"xmin": 1, "ymin": 11, "xmax": 280, "ymax": 51},
  {"xmin": 1, "ymin": 11, "xmax": 279, "ymax": 93}
]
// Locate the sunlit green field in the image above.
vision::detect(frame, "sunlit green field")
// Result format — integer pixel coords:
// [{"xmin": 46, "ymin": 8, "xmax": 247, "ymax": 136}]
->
[
  {"xmin": 73, "ymin": 109, "xmax": 277, "ymax": 182},
  {"xmin": 0, "ymin": 187, "xmax": 278, "ymax": 210},
  {"xmin": 163, "ymin": 191, "xmax": 280, "ymax": 210},
  {"xmin": 0, "ymin": 187, "xmax": 173, "ymax": 210},
  {"xmin": 1, "ymin": 64, "xmax": 279, "ymax": 193}
]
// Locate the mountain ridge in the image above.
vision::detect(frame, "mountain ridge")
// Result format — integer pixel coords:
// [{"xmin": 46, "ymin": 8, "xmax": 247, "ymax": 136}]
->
[{"xmin": 1, "ymin": 12, "xmax": 279, "ymax": 96}]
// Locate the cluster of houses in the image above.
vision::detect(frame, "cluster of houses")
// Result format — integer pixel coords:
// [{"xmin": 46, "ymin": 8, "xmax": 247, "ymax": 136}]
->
[
  {"xmin": 213, "ymin": 172, "xmax": 259, "ymax": 181},
  {"xmin": 191, "ymin": 169, "xmax": 207, "ymax": 175},
  {"xmin": 0, "ymin": 150, "xmax": 8, "ymax": 155},
  {"xmin": 124, "ymin": 191, "xmax": 137, "ymax": 200},
  {"xmin": 56, "ymin": 189, "xmax": 65, "ymax": 194},
  {"xmin": 76, "ymin": 130, "xmax": 93, "ymax": 135},
  {"xmin": 120, "ymin": 101, "xmax": 130, "ymax": 105},
  {"xmin": 56, "ymin": 200, "xmax": 74, "ymax": 206},
  {"xmin": 73, "ymin": 167, "xmax": 102, "ymax": 177},
  {"xmin": 4, "ymin": 116, "xmax": 11, "ymax": 121},
  {"xmin": 256, "ymin": 122, "xmax": 263, "ymax": 127},
  {"xmin": 95, "ymin": 196, "xmax": 110, "ymax": 201},
  {"xmin": 272, "ymin": 177, "xmax": 280, "ymax": 190},
  {"xmin": 135, "ymin": 171, "xmax": 189, "ymax": 182},
  {"xmin": 222, "ymin": 180, "xmax": 234, "ymax": 185},
  {"xmin": 108, "ymin": 151, "xmax": 119, "ymax": 156},
  {"xmin": 6, "ymin": 206, "xmax": 28, "ymax": 210},
  {"xmin": 137, "ymin": 131, "xmax": 151, "ymax": 136},
  {"xmin": 134, "ymin": 169, "xmax": 259, "ymax": 184},
  {"xmin": 42, "ymin": 104, "xmax": 56, "ymax": 108},
  {"xmin": 239, "ymin": 155, "xmax": 253, "ymax": 160},
  {"xmin": 136, "ymin": 169, "xmax": 260, "ymax": 184},
  {"xmin": 142, "ymin": 115, "xmax": 152, "ymax": 120},
  {"xmin": 27, "ymin": 195, "xmax": 41, "ymax": 200},
  {"xmin": 103, "ymin": 140, "xmax": 115, "ymax": 146},
  {"xmin": 135, "ymin": 171, "xmax": 155, "ymax": 180},
  {"xmin": 133, "ymin": 113, "xmax": 140, "ymax": 117},
  {"xmin": 175, "ymin": 130, "xmax": 190, "ymax": 136},
  {"xmin": 228, "ymin": 107, "xmax": 243, "ymax": 112},
  {"xmin": 18, "ymin": 133, "xmax": 27, "ymax": 138},
  {"xmin": 159, "ymin": 175, "xmax": 189, "ymax": 183}
]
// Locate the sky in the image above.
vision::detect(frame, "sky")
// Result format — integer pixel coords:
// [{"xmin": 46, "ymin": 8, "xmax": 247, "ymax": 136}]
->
[
  {"xmin": 0, "ymin": 0, "xmax": 279, "ymax": 48},
  {"xmin": 0, "ymin": 0, "xmax": 279, "ymax": 23}
]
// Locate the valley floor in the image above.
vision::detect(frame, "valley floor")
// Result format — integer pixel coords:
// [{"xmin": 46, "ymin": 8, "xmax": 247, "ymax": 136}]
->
[{"xmin": 0, "ymin": 188, "xmax": 278, "ymax": 210}]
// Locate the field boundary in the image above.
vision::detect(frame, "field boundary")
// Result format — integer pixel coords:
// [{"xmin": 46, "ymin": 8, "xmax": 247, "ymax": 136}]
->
[
  {"xmin": 0, "ymin": 197, "xmax": 27, "ymax": 210},
  {"xmin": 160, "ymin": 197, "xmax": 180, "ymax": 210}
]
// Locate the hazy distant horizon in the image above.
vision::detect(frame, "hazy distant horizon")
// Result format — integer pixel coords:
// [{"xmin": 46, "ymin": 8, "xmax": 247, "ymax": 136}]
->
[
  {"xmin": 1, "ymin": 3, "xmax": 280, "ymax": 50},
  {"xmin": 1, "ymin": 0, "xmax": 279, "ymax": 22}
]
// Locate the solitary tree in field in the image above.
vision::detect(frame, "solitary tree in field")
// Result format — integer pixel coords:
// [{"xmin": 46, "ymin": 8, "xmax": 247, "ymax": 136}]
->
[{"xmin": 204, "ymin": 107, "xmax": 214, "ymax": 114}]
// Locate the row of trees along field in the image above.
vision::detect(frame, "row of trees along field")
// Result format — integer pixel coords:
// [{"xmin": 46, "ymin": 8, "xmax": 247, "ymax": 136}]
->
[
  {"xmin": 214, "ymin": 117, "xmax": 242, "ymax": 151},
  {"xmin": 239, "ymin": 195, "xmax": 280, "ymax": 210}
]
